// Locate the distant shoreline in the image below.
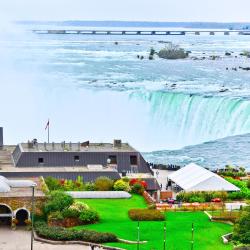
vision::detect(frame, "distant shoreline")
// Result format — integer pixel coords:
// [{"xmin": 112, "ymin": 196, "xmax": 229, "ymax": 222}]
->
[{"xmin": 16, "ymin": 20, "xmax": 250, "ymax": 29}]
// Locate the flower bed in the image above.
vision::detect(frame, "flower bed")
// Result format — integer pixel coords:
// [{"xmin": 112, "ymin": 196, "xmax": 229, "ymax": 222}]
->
[
  {"xmin": 35, "ymin": 221, "xmax": 118, "ymax": 243},
  {"xmin": 128, "ymin": 209, "xmax": 165, "ymax": 221}
]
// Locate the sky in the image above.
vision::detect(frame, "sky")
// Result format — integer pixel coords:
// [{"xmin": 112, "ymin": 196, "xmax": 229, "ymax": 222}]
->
[{"xmin": 1, "ymin": 0, "xmax": 250, "ymax": 22}]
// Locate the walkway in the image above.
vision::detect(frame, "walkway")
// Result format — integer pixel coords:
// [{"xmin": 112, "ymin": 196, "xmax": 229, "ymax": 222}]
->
[{"xmin": 0, "ymin": 228, "xmax": 93, "ymax": 250}]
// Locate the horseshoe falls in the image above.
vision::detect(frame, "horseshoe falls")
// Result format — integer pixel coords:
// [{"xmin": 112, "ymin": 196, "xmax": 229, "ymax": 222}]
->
[{"xmin": 131, "ymin": 91, "xmax": 250, "ymax": 149}]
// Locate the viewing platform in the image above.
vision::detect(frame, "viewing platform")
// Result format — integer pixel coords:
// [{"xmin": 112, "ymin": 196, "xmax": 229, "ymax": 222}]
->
[{"xmin": 32, "ymin": 29, "xmax": 250, "ymax": 35}]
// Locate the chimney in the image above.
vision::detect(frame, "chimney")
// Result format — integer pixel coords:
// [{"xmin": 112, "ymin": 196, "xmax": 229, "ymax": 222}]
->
[
  {"xmin": 113, "ymin": 139, "xmax": 122, "ymax": 148},
  {"xmin": 0, "ymin": 127, "xmax": 3, "ymax": 149}
]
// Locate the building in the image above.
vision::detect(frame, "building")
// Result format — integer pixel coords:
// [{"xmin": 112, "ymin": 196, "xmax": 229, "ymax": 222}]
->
[
  {"xmin": 168, "ymin": 163, "xmax": 240, "ymax": 192},
  {"xmin": 0, "ymin": 128, "xmax": 159, "ymax": 192},
  {"xmin": 12, "ymin": 140, "xmax": 150, "ymax": 174}
]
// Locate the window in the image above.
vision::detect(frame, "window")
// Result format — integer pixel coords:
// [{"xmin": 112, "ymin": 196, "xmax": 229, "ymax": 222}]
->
[
  {"xmin": 130, "ymin": 155, "xmax": 137, "ymax": 165},
  {"xmin": 38, "ymin": 158, "xmax": 44, "ymax": 164},
  {"xmin": 74, "ymin": 155, "xmax": 80, "ymax": 162},
  {"xmin": 108, "ymin": 155, "xmax": 117, "ymax": 164}
]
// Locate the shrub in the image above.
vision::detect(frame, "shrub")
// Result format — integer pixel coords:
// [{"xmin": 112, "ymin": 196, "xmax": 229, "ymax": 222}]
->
[
  {"xmin": 95, "ymin": 177, "xmax": 114, "ymax": 191},
  {"xmin": 129, "ymin": 209, "xmax": 165, "ymax": 221},
  {"xmin": 226, "ymin": 178, "xmax": 250, "ymax": 199},
  {"xmin": 122, "ymin": 177, "xmax": 129, "ymax": 183},
  {"xmin": 233, "ymin": 206, "xmax": 250, "ymax": 244},
  {"xmin": 131, "ymin": 183, "xmax": 145, "ymax": 195},
  {"xmin": 113, "ymin": 179, "xmax": 131, "ymax": 192},
  {"xmin": 247, "ymin": 179, "xmax": 250, "ymax": 189},
  {"xmin": 85, "ymin": 182, "xmax": 96, "ymax": 191},
  {"xmin": 43, "ymin": 191, "xmax": 73, "ymax": 215},
  {"xmin": 45, "ymin": 177, "xmax": 61, "ymax": 191},
  {"xmin": 62, "ymin": 202, "xmax": 89, "ymax": 219},
  {"xmin": 79, "ymin": 209, "xmax": 99, "ymax": 224},
  {"xmin": 45, "ymin": 176, "xmax": 85, "ymax": 191},
  {"xmin": 158, "ymin": 43, "xmax": 188, "ymax": 59},
  {"xmin": 48, "ymin": 211, "xmax": 64, "ymax": 220},
  {"xmin": 176, "ymin": 191, "xmax": 228, "ymax": 202},
  {"xmin": 189, "ymin": 196, "xmax": 205, "ymax": 203},
  {"xmin": 35, "ymin": 221, "xmax": 117, "ymax": 243}
]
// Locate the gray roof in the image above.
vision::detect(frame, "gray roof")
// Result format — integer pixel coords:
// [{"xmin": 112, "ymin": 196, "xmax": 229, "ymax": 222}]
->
[{"xmin": 20, "ymin": 142, "xmax": 137, "ymax": 153}]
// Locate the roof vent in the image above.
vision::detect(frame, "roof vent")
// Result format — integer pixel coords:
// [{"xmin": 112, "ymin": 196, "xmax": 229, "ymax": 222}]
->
[
  {"xmin": 113, "ymin": 139, "xmax": 122, "ymax": 148},
  {"xmin": 0, "ymin": 127, "xmax": 3, "ymax": 149},
  {"xmin": 81, "ymin": 141, "xmax": 90, "ymax": 147}
]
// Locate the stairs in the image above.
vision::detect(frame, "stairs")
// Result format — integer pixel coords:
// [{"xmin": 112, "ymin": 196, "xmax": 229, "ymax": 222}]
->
[{"xmin": 0, "ymin": 148, "xmax": 13, "ymax": 169}]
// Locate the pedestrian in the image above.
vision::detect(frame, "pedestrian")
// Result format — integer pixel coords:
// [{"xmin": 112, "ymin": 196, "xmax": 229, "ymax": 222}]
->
[{"xmin": 156, "ymin": 170, "xmax": 159, "ymax": 178}]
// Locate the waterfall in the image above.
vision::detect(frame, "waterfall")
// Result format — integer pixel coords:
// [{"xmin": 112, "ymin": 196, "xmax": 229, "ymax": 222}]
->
[{"xmin": 131, "ymin": 91, "xmax": 250, "ymax": 148}]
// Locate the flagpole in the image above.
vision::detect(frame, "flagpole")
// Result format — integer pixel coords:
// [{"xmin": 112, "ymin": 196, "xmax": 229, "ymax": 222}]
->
[{"xmin": 48, "ymin": 123, "xmax": 49, "ymax": 143}]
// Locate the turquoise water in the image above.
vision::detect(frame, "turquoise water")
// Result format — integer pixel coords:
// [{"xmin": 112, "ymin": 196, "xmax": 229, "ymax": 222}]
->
[{"xmin": 1, "ymin": 25, "xmax": 250, "ymax": 168}]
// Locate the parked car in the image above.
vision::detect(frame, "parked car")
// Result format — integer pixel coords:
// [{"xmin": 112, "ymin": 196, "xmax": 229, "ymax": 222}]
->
[{"xmin": 211, "ymin": 198, "xmax": 221, "ymax": 202}]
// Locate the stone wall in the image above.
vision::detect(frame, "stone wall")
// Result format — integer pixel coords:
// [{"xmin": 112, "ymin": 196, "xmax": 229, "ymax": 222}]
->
[{"xmin": 0, "ymin": 196, "xmax": 46, "ymax": 215}]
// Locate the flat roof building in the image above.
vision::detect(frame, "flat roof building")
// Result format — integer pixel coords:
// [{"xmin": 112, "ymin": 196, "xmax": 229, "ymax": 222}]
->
[{"xmin": 12, "ymin": 140, "xmax": 151, "ymax": 174}]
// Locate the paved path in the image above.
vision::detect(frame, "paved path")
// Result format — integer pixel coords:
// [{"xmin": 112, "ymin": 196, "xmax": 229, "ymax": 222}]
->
[{"xmin": 0, "ymin": 227, "xmax": 93, "ymax": 250}]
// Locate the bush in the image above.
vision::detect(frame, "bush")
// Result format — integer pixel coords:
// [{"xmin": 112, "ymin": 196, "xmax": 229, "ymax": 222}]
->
[
  {"xmin": 45, "ymin": 176, "xmax": 85, "ymax": 191},
  {"xmin": 189, "ymin": 196, "xmax": 205, "ymax": 203},
  {"xmin": 79, "ymin": 209, "xmax": 99, "ymax": 224},
  {"xmin": 247, "ymin": 179, "xmax": 250, "ymax": 189},
  {"xmin": 158, "ymin": 43, "xmax": 188, "ymax": 59},
  {"xmin": 113, "ymin": 179, "xmax": 131, "ymax": 192},
  {"xmin": 233, "ymin": 206, "xmax": 250, "ymax": 244},
  {"xmin": 176, "ymin": 191, "xmax": 228, "ymax": 202},
  {"xmin": 85, "ymin": 182, "xmax": 96, "ymax": 191},
  {"xmin": 131, "ymin": 183, "xmax": 145, "ymax": 195},
  {"xmin": 226, "ymin": 178, "xmax": 250, "ymax": 200},
  {"xmin": 95, "ymin": 177, "xmax": 114, "ymax": 191},
  {"xmin": 129, "ymin": 209, "xmax": 165, "ymax": 221},
  {"xmin": 48, "ymin": 211, "xmax": 63, "ymax": 220},
  {"xmin": 43, "ymin": 191, "xmax": 73, "ymax": 215},
  {"xmin": 35, "ymin": 221, "xmax": 117, "ymax": 243},
  {"xmin": 45, "ymin": 176, "xmax": 62, "ymax": 191}
]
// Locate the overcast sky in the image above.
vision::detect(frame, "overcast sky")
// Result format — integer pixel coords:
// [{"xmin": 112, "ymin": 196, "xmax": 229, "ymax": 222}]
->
[{"xmin": 1, "ymin": 0, "xmax": 250, "ymax": 22}]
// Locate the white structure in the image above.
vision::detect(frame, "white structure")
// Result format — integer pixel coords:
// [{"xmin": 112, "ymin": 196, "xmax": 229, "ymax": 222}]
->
[
  {"xmin": 67, "ymin": 191, "xmax": 131, "ymax": 199},
  {"xmin": 0, "ymin": 175, "xmax": 36, "ymax": 192},
  {"xmin": 168, "ymin": 163, "xmax": 240, "ymax": 192}
]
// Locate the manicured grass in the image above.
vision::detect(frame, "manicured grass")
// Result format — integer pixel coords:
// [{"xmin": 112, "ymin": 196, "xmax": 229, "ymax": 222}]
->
[{"xmin": 75, "ymin": 195, "xmax": 232, "ymax": 250}]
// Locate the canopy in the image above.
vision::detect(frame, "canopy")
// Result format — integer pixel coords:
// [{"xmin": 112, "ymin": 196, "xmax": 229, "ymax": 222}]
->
[
  {"xmin": 168, "ymin": 163, "xmax": 240, "ymax": 192},
  {"xmin": 0, "ymin": 175, "xmax": 36, "ymax": 193}
]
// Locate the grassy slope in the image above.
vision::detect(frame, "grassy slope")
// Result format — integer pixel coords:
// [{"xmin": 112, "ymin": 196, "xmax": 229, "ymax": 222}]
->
[{"xmin": 75, "ymin": 195, "xmax": 232, "ymax": 250}]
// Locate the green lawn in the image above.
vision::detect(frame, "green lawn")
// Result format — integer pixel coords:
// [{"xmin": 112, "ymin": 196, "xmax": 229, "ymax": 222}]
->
[{"xmin": 75, "ymin": 195, "xmax": 232, "ymax": 250}]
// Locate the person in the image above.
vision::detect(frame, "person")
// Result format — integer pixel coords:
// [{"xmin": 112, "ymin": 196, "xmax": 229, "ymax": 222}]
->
[{"xmin": 156, "ymin": 170, "xmax": 159, "ymax": 178}]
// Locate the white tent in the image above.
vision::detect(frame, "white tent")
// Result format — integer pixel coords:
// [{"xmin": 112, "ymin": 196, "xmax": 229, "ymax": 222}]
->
[{"xmin": 168, "ymin": 163, "xmax": 240, "ymax": 192}]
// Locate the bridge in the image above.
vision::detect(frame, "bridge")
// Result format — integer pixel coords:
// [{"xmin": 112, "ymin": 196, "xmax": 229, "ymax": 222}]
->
[{"xmin": 32, "ymin": 30, "xmax": 250, "ymax": 36}]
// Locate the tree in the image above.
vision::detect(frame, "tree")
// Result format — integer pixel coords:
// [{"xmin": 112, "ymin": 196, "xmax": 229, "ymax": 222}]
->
[{"xmin": 233, "ymin": 206, "xmax": 250, "ymax": 244}]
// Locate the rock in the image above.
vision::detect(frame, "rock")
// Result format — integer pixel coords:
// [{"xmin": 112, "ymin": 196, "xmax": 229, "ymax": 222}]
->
[
  {"xmin": 239, "ymin": 66, "xmax": 250, "ymax": 71},
  {"xmin": 225, "ymin": 52, "xmax": 231, "ymax": 56},
  {"xmin": 114, "ymin": 41, "xmax": 118, "ymax": 45}
]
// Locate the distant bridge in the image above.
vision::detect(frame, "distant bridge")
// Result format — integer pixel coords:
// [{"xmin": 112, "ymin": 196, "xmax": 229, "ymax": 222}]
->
[{"xmin": 32, "ymin": 30, "xmax": 250, "ymax": 35}]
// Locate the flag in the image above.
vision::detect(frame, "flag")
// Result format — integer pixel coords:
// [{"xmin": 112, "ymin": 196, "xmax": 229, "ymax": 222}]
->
[{"xmin": 45, "ymin": 119, "xmax": 50, "ymax": 130}]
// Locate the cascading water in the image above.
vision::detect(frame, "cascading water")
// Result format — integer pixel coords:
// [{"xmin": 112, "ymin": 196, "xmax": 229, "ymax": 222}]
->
[{"xmin": 131, "ymin": 90, "xmax": 250, "ymax": 148}]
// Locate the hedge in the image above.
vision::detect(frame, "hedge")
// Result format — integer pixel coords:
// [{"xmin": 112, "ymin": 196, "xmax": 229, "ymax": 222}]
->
[
  {"xmin": 35, "ymin": 221, "xmax": 118, "ymax": 243},
  {"xmin": 128, "ymin": 209, "xmax": 165, "ymax": 221}
]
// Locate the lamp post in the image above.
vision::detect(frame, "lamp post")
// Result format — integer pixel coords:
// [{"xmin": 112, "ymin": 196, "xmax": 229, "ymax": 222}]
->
[
  {"xmin": 163, "ymin": 222, "xmax": 166, "ymax": 250},
  {"xmin": 31, "ymin": 183, "xmax": 37, "ymax": 250}
]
